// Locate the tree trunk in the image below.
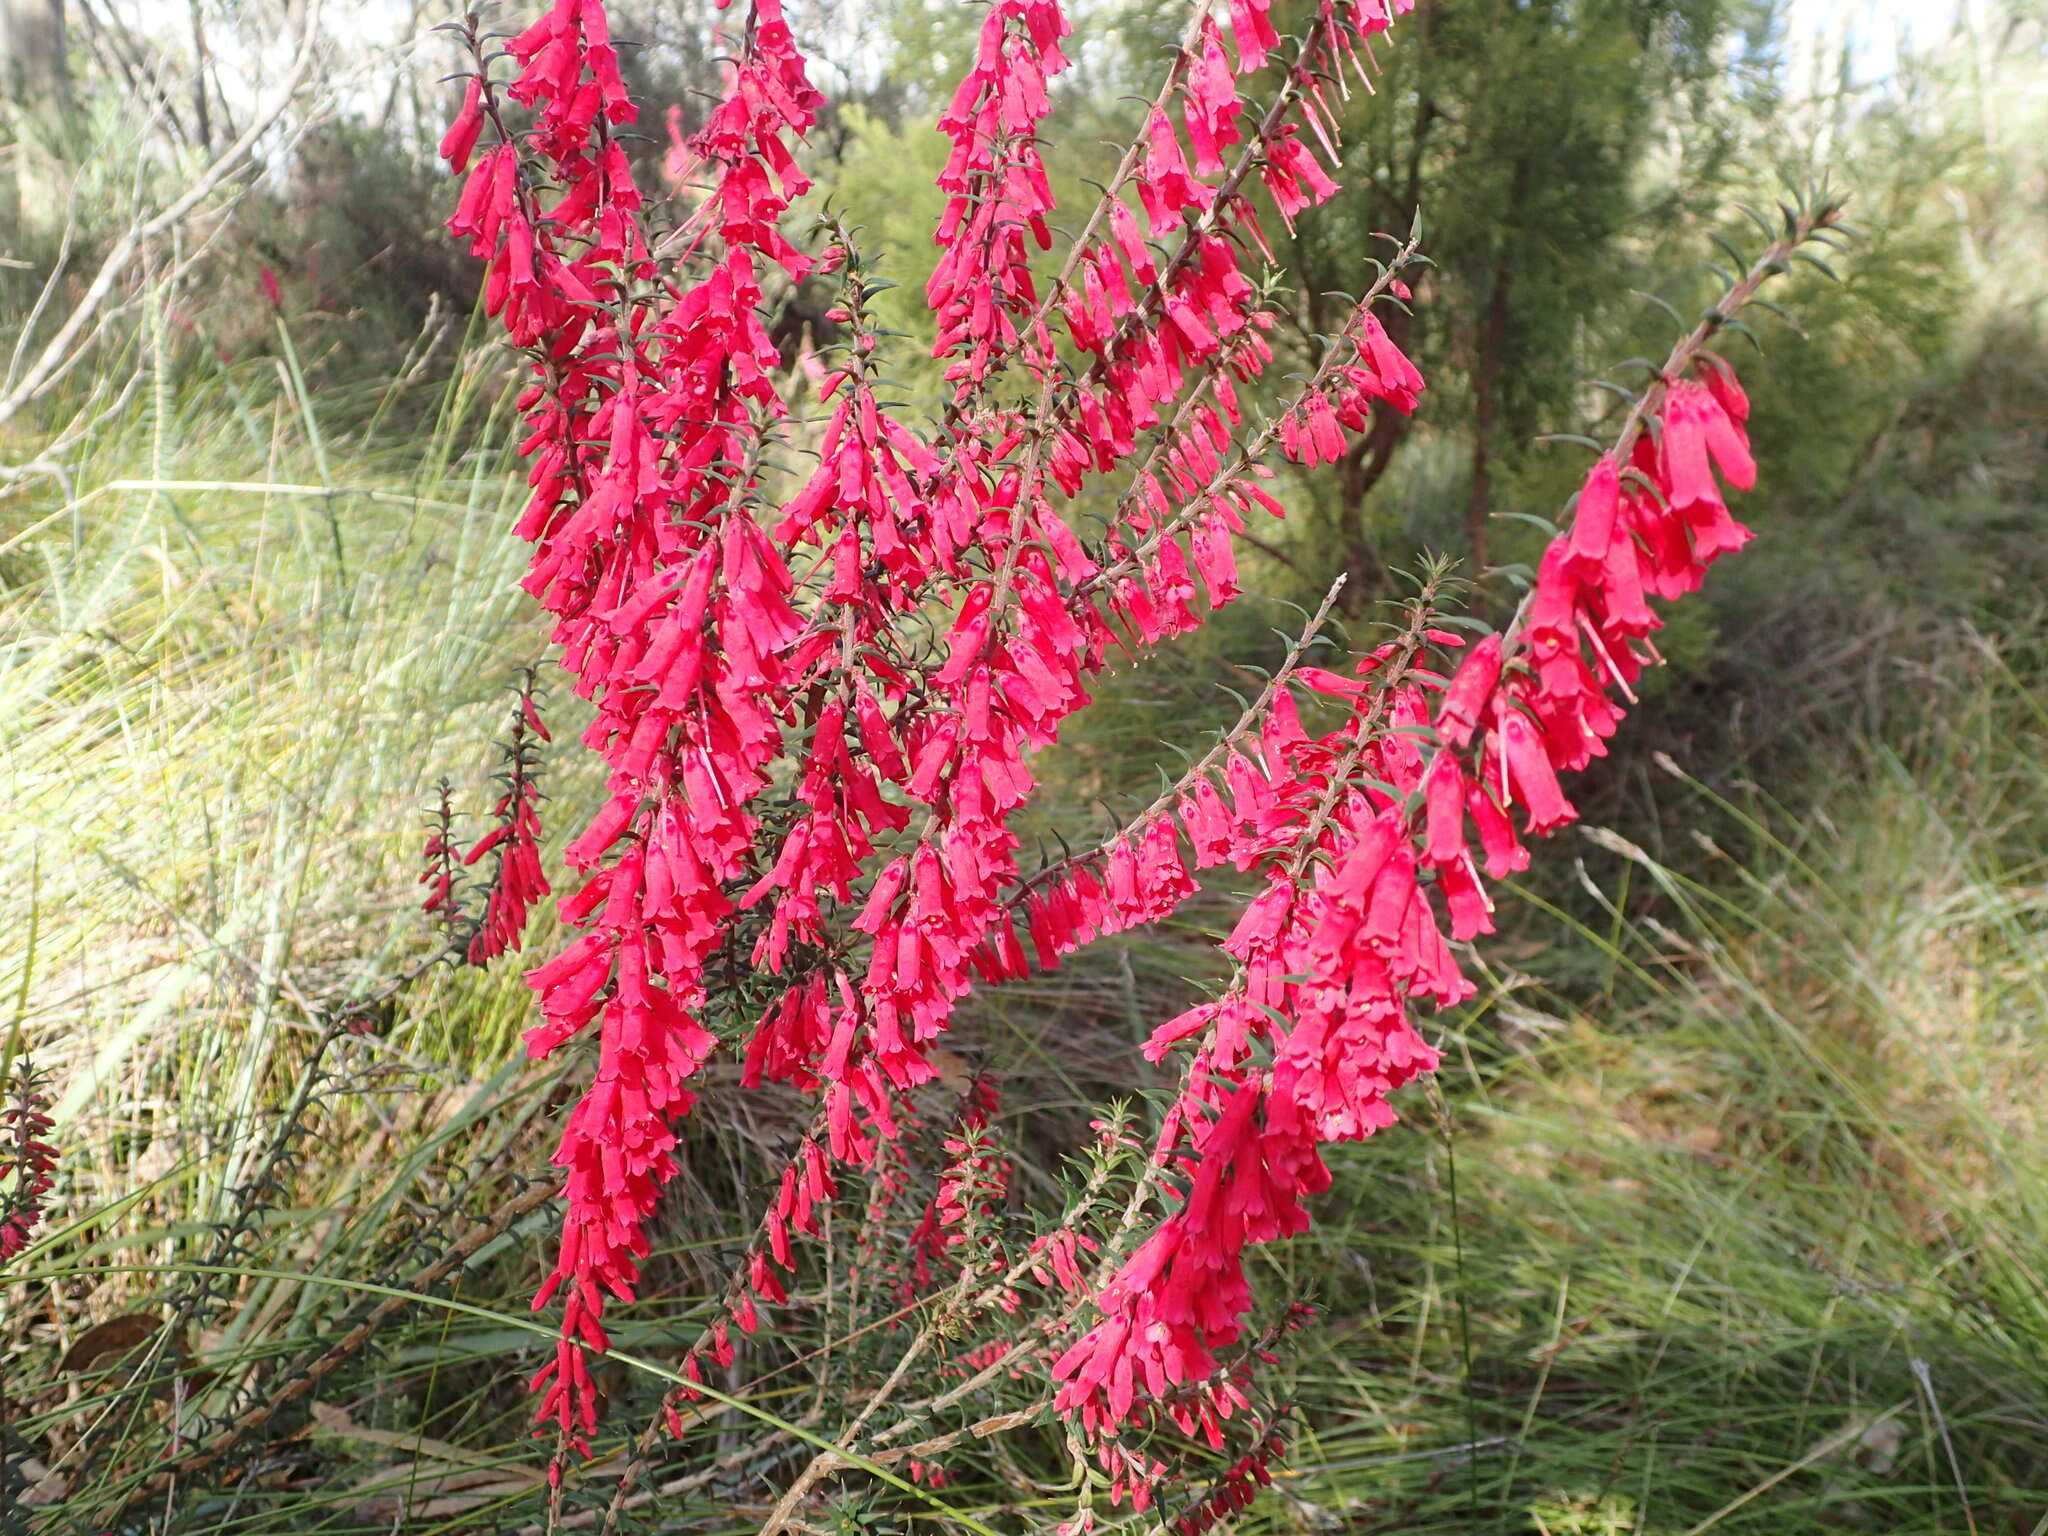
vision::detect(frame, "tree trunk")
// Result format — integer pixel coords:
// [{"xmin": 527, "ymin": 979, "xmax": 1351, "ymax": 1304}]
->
[
  {"xmin": 1, "ymin": 0, "xmax": 72, "ymax": 110},
  {"xmin": 1464, "ymin": 135, "xmax": 1539, "ymax": 579},
  {"xmin": 1464, "ymin": 248, "xmax": 1511, "ymax": 575}
]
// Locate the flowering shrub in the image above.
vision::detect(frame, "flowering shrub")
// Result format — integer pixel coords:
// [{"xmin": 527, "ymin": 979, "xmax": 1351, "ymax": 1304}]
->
[{"xmin": 440, "ymin": 0, "xmax": 1839, "ymax": 1518}]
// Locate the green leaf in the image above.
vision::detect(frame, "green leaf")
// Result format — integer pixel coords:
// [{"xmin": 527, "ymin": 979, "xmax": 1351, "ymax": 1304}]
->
[
  {"xmin": 1793, "ymin": 251, "xmax": 1843, "ymax": 283},
  {"xmin": 1735, "ymin": 202, "xmax": 1777, "ymax": 242},
  {"xmin": 1628, "ymin": 290, "xmax": 1689, "ymax": 329},
  {"xmin": 1721, "ymin": 317, "xmax": 1767, "ymax": 355},
  {"xmin": 1746, "ymin": 298, "xmax": 1807, "ymax": 338},
  {"xmin": 1491, "ymin": 562, "xmax": 1537, "ymax": 590},
  {"xmin": 1710, "ymin": 233, "xmax": 1750, "ymax": 272}
]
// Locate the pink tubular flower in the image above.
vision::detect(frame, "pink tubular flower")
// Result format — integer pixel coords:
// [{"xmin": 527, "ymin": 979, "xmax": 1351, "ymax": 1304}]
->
[
  {"xmin": 1660, "ymin": 378, "xmax": 1756, "ymax": 506},
  {"xmin": 1138, "ymin": 108, "xmax": 1214, "ymax": 234},
  {"xmin": 1436, "ymin": 632, "xmax": 1503, "ymax": 748},
  {"xmin": 1494, "ymin": 704, "xmax": 1576, "ymax": 834},
  {"xmin": 1568, "ymin": 454, "xmax": 1621, "ymax": 570},
  {"xmin": 439, "ymin": 76, "xmax": 486, "ymax": 172},
  {"xmin": 1182, "ymin": 19, "xmax": 1243, "ymax": 175}
]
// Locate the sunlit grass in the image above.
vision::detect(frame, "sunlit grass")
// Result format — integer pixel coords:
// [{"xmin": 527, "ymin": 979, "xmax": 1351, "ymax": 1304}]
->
[{"xmin": 0, "ymin": 322, "xmax": 561, "ymax": 1287}]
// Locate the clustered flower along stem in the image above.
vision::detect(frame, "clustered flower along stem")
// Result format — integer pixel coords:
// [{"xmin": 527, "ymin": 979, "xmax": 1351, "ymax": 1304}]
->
[
  {"xmin": 674, "ymin": 588, "xmax": 1374, "ymax": 1534},
  {"xmin": 439, "ymin": 0, "xmax": 1840, "ymax": 1509},
  {"xmin": 0, "ymin": 1058, "xmax": 56, "ymax": 1264},
  {"xmin": 1044, "ymin": 215, "xmax": 1840, "ymax": 1475},
  {"xmin": 1011, "ymin": 571, "xmax": 1356, "ymax": 907},
  {"xmin": 423, "ymin": 670, "xmax": 555, "ymax": 964}
]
